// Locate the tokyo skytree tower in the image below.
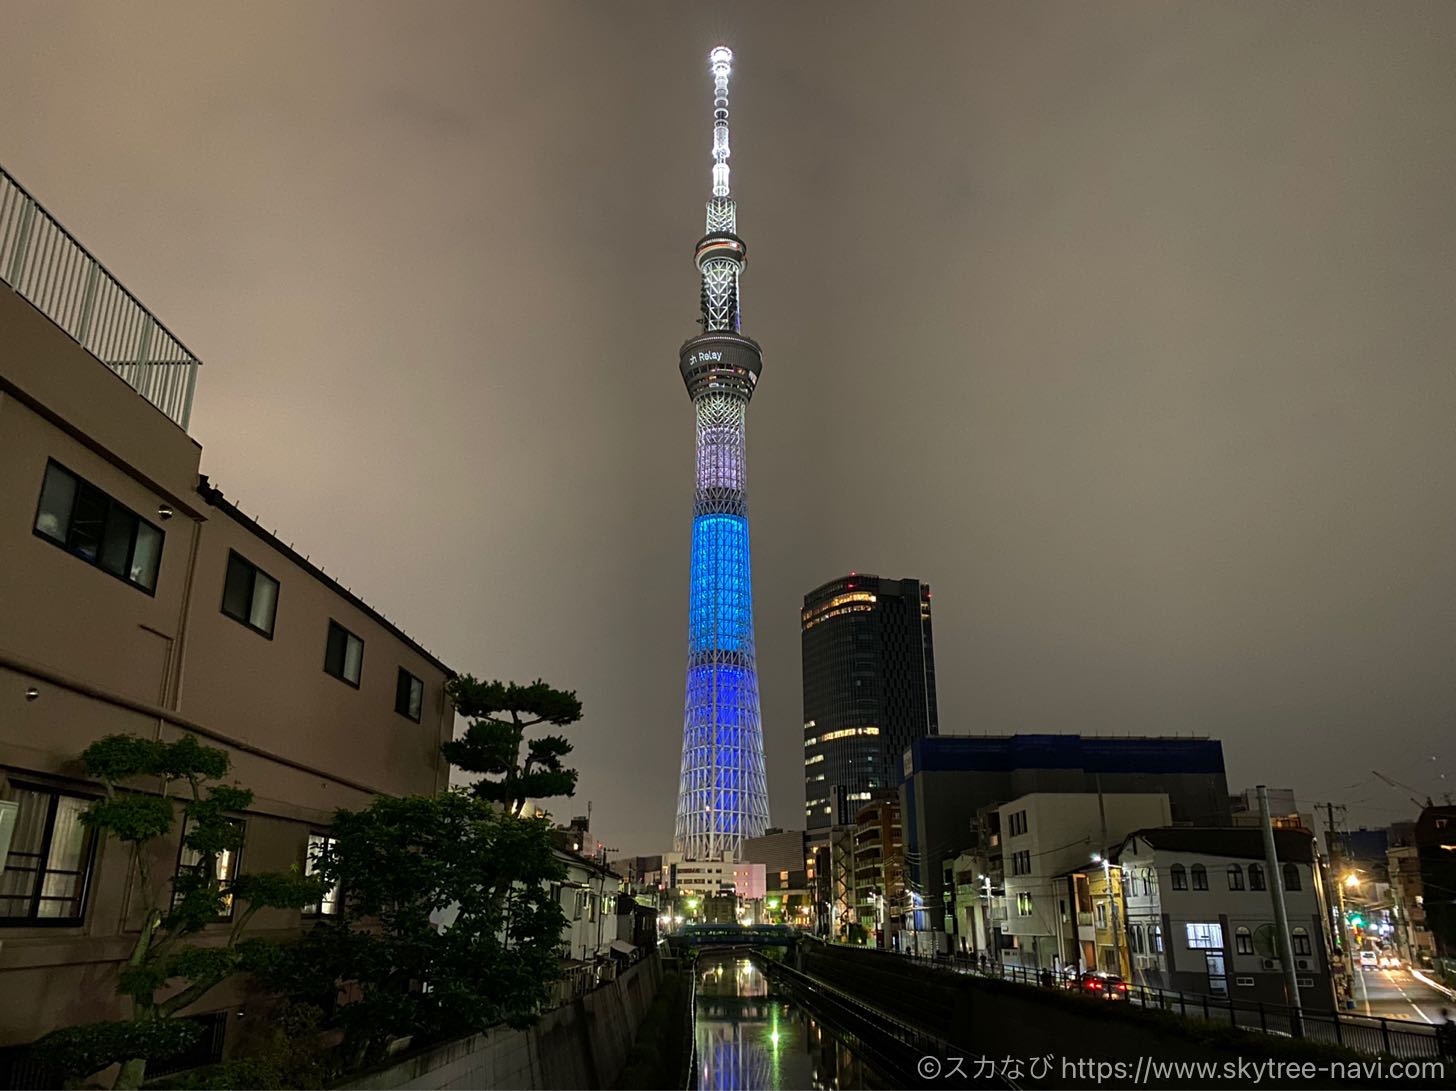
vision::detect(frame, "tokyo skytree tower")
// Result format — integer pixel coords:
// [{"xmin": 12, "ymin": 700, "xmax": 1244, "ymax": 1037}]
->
[{"xmin": 673, "ymin": 46, "xmax": 770, "ymax": 860}]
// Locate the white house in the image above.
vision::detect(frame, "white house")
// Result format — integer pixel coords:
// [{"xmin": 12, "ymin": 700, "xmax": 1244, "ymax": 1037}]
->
[{"xmin": 1113, "ymin": 827, "xmax": 1335, "ymax": 1010}]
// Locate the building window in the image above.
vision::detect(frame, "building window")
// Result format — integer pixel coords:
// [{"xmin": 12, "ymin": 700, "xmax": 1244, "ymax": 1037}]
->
[
  {"xmin": 1227, "ymin": 865, "xmax": 1245, "ymax": 891},
  {"xmin": 1282, "ymin": 863, "xmax": 1302, "ymax": 892},
  {"xmin": 1292, "ymin": 927, "xmax": 1312, "ymax": 956},
  {"xmin": 1129, "ymin": 924, "xmax": 1142, "ymax": 953},
  {"xmin": 1150, "ymin": 923, "xmax": 1163, "ymax": 953},
  {"xmin": 1235, "ymin": 926, "xmax": 1254, "ymax": 954},
  {"xmin": 221, "ymin": 551, "xmax": 279, "ymax": 637},
  {"xmin": 395, "ymin": 668, "xmax": 424, "ymax": 722},
  {"xmin": 172, "ymin": 818, "xmax": 244, "ymax": 920},
  {"xmin": 1007, "ymin": 811, "xmax": 1028, "ymax": 837},
  {"xmin": 0, "ymin": 785, "xmax": 98, "ymax": 924},
  {"xmin": 1191, "ymin": 864, "xmax": 1208, "ymax": 890},
  {"xmin": 1095, "ymin": 902, "xmax": 1107, "ymax": 928},
  {"xmin": 1249, "ymin": 863, "xmax": 1266, "ymax": 890},
  {"xmin": 146, "ymin": 1012, "xmax": 228, "ymax": 1079},
  {"xmin": 324, "ymin": 621, "xmax": 364, "ymax": 686},
  {"xmin": 33, "ymin": 460, "xmax": 163, "ymax": 593},
  {"xmin": 1016, "ymin": 892, "xmax": 1033, "ymax": 916},
  {"xmin": 1169, "ymin": 864, "xmax": 1187, "ymax": 890},
  {"xmin": 1011, "ymin": 850, "xmax": 1031, "ymax": 876},
  {"xmin": 302, "ymin": 833, "xmax": 340, "ymax": 917},
  {"xmin": 1185, "ymin": 922, "xmax": 1223, "ymax": 949}
]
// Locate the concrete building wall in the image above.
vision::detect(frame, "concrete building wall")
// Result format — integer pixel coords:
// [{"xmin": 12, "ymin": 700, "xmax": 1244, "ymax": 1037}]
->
[
  {"xmin": 181, "ymin": 492, "xmax": 453, "ymax": 800},
  {"xmin": 341, "ymin": 952, "xmax": 663, "ymax": 1091},
  {"xmin": 998, "ymin": 793, "xmax": 1170, "ymax": 970},
  {"xmin": 0, "ymin": 285, "xmax": 455, "ymax": 1057}
]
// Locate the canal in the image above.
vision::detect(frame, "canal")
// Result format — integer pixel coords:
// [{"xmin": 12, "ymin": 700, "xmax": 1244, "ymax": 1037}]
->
[{"xmin": 692, "ymin": 951, "xmax": 897, "ymax": 1090}]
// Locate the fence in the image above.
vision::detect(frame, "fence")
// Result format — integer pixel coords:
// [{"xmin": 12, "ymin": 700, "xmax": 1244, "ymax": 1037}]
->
[
  {"xmin": 902, "ymin": 950, "xmax": 1444, "ymax": 1060},
  {"xmin": 0, "ymin": 164, "xmax": 200, "ymax": 431}
]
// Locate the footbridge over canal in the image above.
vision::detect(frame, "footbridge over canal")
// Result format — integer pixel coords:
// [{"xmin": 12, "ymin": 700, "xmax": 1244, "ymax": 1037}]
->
[{"xmin": 666, "ymin": 922, "xmax": 799, "ymax": 952}]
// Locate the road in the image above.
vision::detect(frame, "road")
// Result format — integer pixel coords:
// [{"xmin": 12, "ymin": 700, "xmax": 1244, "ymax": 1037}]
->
[{"xmin": 1353, "ymin": 966, "xmax": 1454, "ymax": 1025}]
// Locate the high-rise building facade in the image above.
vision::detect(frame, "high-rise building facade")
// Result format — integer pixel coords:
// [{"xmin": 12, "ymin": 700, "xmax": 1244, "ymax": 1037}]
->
[
  {"xmin": 673, "ymin": 47, "xmax": 770, "ymax": 860},
  {"xmin": 801, "ymin": 574, "xmax": 938, "ymax": 828}
]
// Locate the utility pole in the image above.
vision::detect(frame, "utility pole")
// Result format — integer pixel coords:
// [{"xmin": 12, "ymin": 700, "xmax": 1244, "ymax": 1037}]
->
[
  {"xmin": 1096, "ymin": 776, "xmax": 1123, "ymax": 977},
  {"xmin": 1325, "ymin": 802, "xmax": 1356, "ymax": 1010},
  {"xmin": 1260, "ymin": 785, "xmax": 1304, "ymax": 1035}
]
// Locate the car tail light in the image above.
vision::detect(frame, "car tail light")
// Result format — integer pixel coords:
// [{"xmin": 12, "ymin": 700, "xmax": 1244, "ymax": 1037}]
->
[{"xmin": 1117, "ymin": 983, "xmax": 1128, "ymax": 991}]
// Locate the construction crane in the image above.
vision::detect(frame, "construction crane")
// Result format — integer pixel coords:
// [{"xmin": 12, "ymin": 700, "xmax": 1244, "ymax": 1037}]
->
[{"xmin": 1372, "ymin": 770, "xmax": 1433, "ymax": 811}]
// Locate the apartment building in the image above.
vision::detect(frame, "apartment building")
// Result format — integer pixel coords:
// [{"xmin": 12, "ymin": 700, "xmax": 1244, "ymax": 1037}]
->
[
  {"xmin": 995, "ymin": 792, "xmax": 1171, "ymax": 971},
  {"xmin": 852, "ymin": 793, "xmax": 903, "ymax": 949},
  {"xmin": 0, "ymin": 166, "xmax": 454, "ymax": 1066}
]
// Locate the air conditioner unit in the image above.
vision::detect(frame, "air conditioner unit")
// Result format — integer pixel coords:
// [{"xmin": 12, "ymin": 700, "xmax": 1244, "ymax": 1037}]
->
[
  {"xmin": 1262, "ymin": 958, "xmax": 1276, "ymax": 970},
  {"xmin": 1296, "ymin": 959, "xmax": 1310, "ymax": 970}
]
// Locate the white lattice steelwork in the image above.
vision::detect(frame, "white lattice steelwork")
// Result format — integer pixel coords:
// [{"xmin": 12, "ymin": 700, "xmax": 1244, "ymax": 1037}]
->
[{"xmin": 674, "ymin": 46, "xmax": 770, "ymax": 861}]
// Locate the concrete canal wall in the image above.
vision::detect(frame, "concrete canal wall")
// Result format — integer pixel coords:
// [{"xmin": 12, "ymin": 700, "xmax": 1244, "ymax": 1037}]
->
[{"xmin": 341, "ymin": 953, "xmax": 662, "ymax": 1091}]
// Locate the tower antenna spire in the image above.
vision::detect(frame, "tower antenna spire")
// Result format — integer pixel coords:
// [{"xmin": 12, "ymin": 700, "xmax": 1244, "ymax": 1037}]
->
[{"xmin": 709, "ymin": 45, "xmax": 732, "ymax": 197}]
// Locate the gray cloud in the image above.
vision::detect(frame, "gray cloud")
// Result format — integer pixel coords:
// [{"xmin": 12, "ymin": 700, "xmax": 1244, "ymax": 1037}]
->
[{"xmin": 3, "ymin": 1, "xmax": 1453, "ymax": 850}]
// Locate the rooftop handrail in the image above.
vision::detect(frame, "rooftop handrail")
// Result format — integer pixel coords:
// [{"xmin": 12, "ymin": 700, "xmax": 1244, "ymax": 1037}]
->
[{"xmin": 0, "ymin": 164, "xmax": 201, "ymax": 431}]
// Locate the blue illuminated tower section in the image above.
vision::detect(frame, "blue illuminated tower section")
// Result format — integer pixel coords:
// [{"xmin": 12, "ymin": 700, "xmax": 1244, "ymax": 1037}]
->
[{"xmin": 674, "ymin": 46, "xmax": 770, "ymax": 860}]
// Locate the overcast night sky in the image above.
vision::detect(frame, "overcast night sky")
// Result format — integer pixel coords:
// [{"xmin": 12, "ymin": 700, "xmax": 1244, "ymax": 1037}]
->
[{"xmin": 3, "ymin": 3, "xmax": 1454, "ymax": 853}]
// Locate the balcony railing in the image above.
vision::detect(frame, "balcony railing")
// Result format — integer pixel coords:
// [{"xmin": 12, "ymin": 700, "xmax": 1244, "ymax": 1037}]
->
[{"xmin": 0, "ymin": 165, "xmax": 200, "ymax": 431}]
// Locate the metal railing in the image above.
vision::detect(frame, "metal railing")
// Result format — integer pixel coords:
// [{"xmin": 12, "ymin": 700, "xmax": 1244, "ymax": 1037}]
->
[
  {"xmin": 0, "ymin": 165, "xmax": 200, "ymax": 431},
  {"xmin": 904, "ymin": 950, "xmax": 1445, "ymax": 1060}
]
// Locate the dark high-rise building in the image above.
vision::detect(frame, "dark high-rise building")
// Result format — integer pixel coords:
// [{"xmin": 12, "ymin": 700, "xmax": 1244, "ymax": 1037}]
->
[{"xmin": 801, "ymin": 574, "xmax": 938, "ymax": 828}]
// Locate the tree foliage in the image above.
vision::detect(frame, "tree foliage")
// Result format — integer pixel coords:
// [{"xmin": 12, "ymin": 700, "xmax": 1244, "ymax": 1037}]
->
[
  {"xmin": 33, "ymin": 735, "xmax": 324, "ymax": 1089},
  {"xmin": 251, "ymin": 791, "xmax": 568, "ymax": 1066},
  {"xmin": 442, "ymin": 677, "xmax": 584, "ymax": 814}
]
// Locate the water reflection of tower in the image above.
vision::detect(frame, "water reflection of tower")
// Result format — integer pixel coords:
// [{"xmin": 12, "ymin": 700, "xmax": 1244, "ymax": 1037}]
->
[{"xmin": 701, "ymin": 1023, "xmax": 775, "ymax": 1091}]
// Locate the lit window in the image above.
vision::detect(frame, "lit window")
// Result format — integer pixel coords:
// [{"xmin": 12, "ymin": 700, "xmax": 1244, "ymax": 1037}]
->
[
  {"xmin": 303, "ymin": 833, "xmax": 340, "ymax": 917},
  {"xmin": 172, "ymin": 817, "xmax": 243, "ymax": 920},
  {"xmin": 395, "ymin": 668, "xmax": 424, "ymax": 722},
  {"xmin": 0, "ymin": 785, "xmax": 98, "ymax": 924},
  {"xmin": 324, "ymin": 621, "xmax": 364, "ymax": 686},
  {"xmin": 1235, "ymin": 926, "xmax": 1254, "ymax": 955},
  {"xmin": 1185, "ymin": 922, "xmax": 1223, "ymax": 949},
  {"xmin": 33, "ymin": 460, "xmax": 164, "ymax": 592},
  {"xmin": 1292, "ymin": 927, "xmax": 1311, "ymax": 956},
  {"xmin": 221, "ymin": 551, "xmax": 279, "ymax": 637}
]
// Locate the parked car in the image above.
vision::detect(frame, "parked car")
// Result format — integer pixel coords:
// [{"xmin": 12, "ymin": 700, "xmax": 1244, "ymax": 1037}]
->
[
  {"xmin": 1378, "ymin": 952, "xmax": 1400, "ymax": 969},
  {"xmin": 1079, "ymin": 972, "xmax": 1130, "ymax": 999},
  {"xmin": 1358, "ymin": 950, "xmax": 1378, "ymax": 970}
]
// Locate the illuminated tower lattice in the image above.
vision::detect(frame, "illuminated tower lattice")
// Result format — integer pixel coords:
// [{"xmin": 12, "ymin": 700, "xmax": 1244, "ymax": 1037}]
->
[{"xmin": 673, "ymin": 46, "xmax": 770, "ymax": 860}]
